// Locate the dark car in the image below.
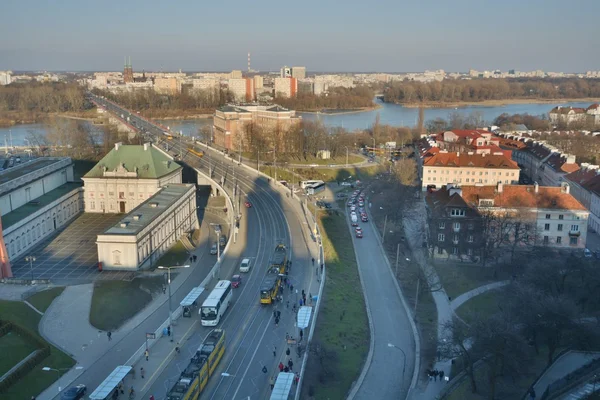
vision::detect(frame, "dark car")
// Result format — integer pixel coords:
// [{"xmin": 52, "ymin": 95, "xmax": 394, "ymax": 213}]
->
[
  {"xmin": 219, "ymin": 235, "xmax": 227, "ymax": 247},
  {"xmin": 231, "ymin": 274, "xmax": 242, "ymax": 288},
  {"xmin": 60, "ymin": 384, "xmax": 87, "ymax": 400}
]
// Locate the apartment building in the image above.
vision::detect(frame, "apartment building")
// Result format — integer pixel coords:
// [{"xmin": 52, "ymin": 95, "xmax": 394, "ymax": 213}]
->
[
  {"xmin": 541, "ymin": 153, "xmax": 579, "ymax": 187},
  {"xmin": 212, "ymin": 104, "xmax": 301, "ymax": 150},
  {"xmin": 253, "ymin": 75, "xmax": 264, "ymax": 89},
  {"xmin": 0, "ymin": 71, "xmax": 12, "ymax": 85},
  {"xmin": 291, "ymin": 67, "xmax": 306, "ymax": 80},
  {"xmin": 564, "ymin": 165, "xmax": 600, "ymax": 232},
  {"xmin": 192, "ymin": 78, "xmax": 220, "ymax": 91},
  {"xmin": 426, "ymin": 182, "xmax": 589, "ymax": 261},
  {"xmin": 230, "ymin": 70, "xmax": 243, "ymax": 79},
  {"xmin": 549, "ymin": 105, "xmax": 599, "ymax": 126},
  {"xmin": 421, "ymin": 151, "xmax": 520, "ymax": 191},
  {"xmin": 154, "ymin": 77, "xmax": 182, "ymax": 95},
  {"xmin": 228, "ymin": 78, "xmax": 255, "ymax": 102},
  {"xmin": 274, "ymin": 77, "xmax": 298, "ymax": 98}
]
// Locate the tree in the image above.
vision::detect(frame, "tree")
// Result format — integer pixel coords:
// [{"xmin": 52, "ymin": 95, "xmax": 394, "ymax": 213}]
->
[
  {"xmin": 439, "ymin": 317, "xmax": 479, "ymax": 393},
  {"xmin": 417, "ymin": 106, "xmax": 425, "ymax": 136}
]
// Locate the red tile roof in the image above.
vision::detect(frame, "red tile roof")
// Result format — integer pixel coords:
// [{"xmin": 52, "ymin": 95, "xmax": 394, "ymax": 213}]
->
[
  {"xmin": 587, "ymin": 104, "xmax": 599, "ymax": 111},
  {"xmin": 550, "ymin": 106, "xmax": 586, "ymax": 114},
  {"xmin": 498, "ymin": 137, "xmax": 527, "ymax": 150},
  {"xmin": 423, "ymin": 152, "xmax": 519, "ymax": 169},
  {"xmin": 545, "ymin": 153, "xmax": 579, "ymax": 174},
  {"xmin": 460, "ymin": 184, "xmax": 587, "ymax": 211},
  {"xmin": 564, "ymin": 167, "xmax": 600, "ymax": 186},
  {"xmin": 561, "ymin": 163, "xmax": 580, "ymax": 173}
]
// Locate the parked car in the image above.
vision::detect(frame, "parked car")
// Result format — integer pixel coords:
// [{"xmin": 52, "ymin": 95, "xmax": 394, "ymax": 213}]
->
[
  {"xmin": 60, "ymin": 384, "xmax": 87, "ymax": 400},
  {"xmin": 584, "ymin": 248, "xmax": 592, "ymax": 258},
  {"xmin": 210, "ymin": 243, "xmax": 218, "ymax": 255},
  {"xmin": 244, "ymin": 201, "xmax": 252, "ymax": 208},
  {"xmin": 231, "ymin": 274, "xmax": 242, "ymax": 288},
  {"xmin": 240, "ymin": 258, "xmax": 251, "ymax": 272},
  {"xmin": 341, "ymin": 181, "xmax": 352, "ymax": 186}
]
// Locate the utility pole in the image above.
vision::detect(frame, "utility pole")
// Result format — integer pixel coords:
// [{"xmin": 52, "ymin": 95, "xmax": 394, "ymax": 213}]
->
[
  {"xmin": 274, "ymin": 147, "xmax": 277, "ymax": 182},
  {"xmin": 395, "ymin": 243, "xmax": 400, "ymax": 277},
  {"xmin": 344, "ymin": 146, "xmax": 349, "ymax": 167},
  {"xmin": 382, "ymin": 215, "xmax": 388, "ymax": 244}
]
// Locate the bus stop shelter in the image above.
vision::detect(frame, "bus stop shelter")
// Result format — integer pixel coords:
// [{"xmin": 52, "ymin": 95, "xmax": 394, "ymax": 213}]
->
[
  {"xmin": 89, "ymin": 365, "xmax": 132, "ymax": 400},
  {"xmin": 297, "ymin": 306, "xmax": 312, "ymax": 330},
  {"xmin": 270, "ymin": 372, "xmax": 295, "ymax": 400},
  {"xmin": 180, "ymin": 286, "xmax": 204, "ymax": 317}
]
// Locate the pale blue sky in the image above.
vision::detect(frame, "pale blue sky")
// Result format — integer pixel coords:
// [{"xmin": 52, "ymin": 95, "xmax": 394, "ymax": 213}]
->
[{"xmin": 1, "ymin": 0, "xmax": 598, "ymax": 72}]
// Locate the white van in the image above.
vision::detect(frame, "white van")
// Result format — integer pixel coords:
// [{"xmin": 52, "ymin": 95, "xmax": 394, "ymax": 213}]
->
[{"xmin": 240, "ymin": 258, "xmax": 251, "ymax": 272}]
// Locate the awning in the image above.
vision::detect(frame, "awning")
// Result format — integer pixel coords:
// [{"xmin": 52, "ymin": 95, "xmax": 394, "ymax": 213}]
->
[
  {"xmin": 89, "ymin": 366, "xmax": 132, "ymax": 399},
  {"xmin": 297, "ymin": 306, "xmax": 312, "ymax": 330},
  {"xmin": 180, "ymin": 286, "xmax": 205, "ymax": 307},
  {"xmin": 270, "ymin": 372, "xmax": 295, "ymax": 400}
]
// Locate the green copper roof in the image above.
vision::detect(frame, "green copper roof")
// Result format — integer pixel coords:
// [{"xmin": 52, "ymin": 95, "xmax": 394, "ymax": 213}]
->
[{"xmin": 84, "ymin": 144, "xmax": 181, "ymax": 179}]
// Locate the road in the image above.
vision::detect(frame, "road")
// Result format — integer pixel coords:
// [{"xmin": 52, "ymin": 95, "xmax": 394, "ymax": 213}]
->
[
  {"xmin": 82, "ymin": 94, "xmax": 316, "ymax": 400},
  {"xmin": 346, "ymin": 202, "xmax": 416, "ymax": 400}
]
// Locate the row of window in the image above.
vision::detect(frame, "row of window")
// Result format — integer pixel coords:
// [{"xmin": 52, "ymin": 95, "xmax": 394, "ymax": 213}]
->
[
  {"xmin": 428, "ymin": 177, "xmax": 512, "ymax": 184},
  {"xmin": 545, "ymin": 214, "xmax": 566, "ymax": 220},
  {"xmin": 437, "ymin": 247, "xmax": 475, "ymax": 256},
  {"xmin": 427, "ymin": 169, "xmax": 516, "ymax": 177},
  {"xmin": 543, "ymin": 236, "xmax": 578, "ymax": 245},
  {"xmin": 439, "ymin": 221, "xmax": 473, "ymax": 230},
  {"xmin": 543, "ymin": 223, "xmax": 579, "ymax": 232},
  {"xmin": 438, "ymin": 233, "xmax": 475, "ymax": 243}
]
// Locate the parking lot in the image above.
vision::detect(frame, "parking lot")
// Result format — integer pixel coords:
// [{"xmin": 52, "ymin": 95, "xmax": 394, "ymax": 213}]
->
[{"xmin": 11, "ymin": 213, "xmax": 129, "ymax": 283}]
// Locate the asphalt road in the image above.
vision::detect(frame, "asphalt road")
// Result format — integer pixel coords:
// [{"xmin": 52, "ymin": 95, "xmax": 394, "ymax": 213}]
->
[
  {"xmin": 86, "ymin": 95, "xmax": 316, "ymax": 400},
  {"xmin": 346, "ymin": 203, "xmax": 416, "ymax": 400}
]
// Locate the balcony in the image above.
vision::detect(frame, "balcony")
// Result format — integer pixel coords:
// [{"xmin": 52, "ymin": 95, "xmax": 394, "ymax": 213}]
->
[{"xmin": 569, "ymin": 230, "xmax": 581, "ymax": 237}]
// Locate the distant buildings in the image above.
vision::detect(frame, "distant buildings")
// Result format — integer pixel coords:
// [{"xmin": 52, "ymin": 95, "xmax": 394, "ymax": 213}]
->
[
  {"xmin": 212, "ymin": 104, "xmax": 301, "ymax": 150},
  {"xmin": 291, "ymin": 67, "xmax": 306, "ymax": 80},
  {"xmin": 228, "ymin": 78, "xmax": 255, "ymax": 102},
  {"xmin": 230, "ymin": 70, "xmax": 243, "ymax": 79},
  {"xmin": 0, "ymin": 71, "xmax": 11, "ymax": 85},
  {"xmin": 549, "ymin": 104, "xmax": 600, "ymax": 127},
  {"xmin": 154, "ymin": 77, "xmax": 182, "ymax": 95},
  {"xmin": 192, "ymin": 77, "xmax": 220, "ymax": 91},
  {"xmin": 280, "ymin": 66, "xmax": 291, "ymax": 78},
  {"xmin": 123, "ymin": 57, "xmax": 134, "ymax": 84},
  {"xmin": 274, "ymin": 77, "xmax": 298, "ymax": 98}
]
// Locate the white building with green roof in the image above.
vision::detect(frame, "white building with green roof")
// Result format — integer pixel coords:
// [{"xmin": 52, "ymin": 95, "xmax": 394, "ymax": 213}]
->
[{"xmin": 82, "ymin": 142, "xmax": 182, "ymax": 214}]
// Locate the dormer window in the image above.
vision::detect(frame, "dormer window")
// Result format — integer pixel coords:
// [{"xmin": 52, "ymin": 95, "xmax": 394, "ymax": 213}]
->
[
  {"xmin": 451, "ymin": 209, "xmax": 465, "ymax": 217},
  {"xmin": 479, "ymin": 199, "xmax": 494, "ymax": 207}
]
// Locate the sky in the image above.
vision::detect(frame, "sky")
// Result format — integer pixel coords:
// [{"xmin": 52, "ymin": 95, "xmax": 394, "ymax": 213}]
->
[{"xmin": 1, "ymin": 0, "xmax": 599, "ymax": 73}]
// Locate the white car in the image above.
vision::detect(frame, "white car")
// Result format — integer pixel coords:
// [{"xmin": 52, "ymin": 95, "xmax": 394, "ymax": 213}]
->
[
  {"xmin": 350, "ymin": 206, "xmax": 356, "ymax": 212},
  {"xmin": 584, "ymin": 248, "xmax": 592, "ymax": 258},
  {"xmin": 240, "ymin": 258, "xmax": 251, "ymax": 272},
  {"xmin": 341, "ymin": 182, "xmax": 352, "ymax": 186}
]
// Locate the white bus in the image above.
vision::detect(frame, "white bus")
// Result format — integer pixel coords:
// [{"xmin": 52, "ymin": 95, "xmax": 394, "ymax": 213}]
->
[
  {"xmin": 200, "ymin": 280, "xmax": 233, "ymax": 326},
  {"xmin": 306, "ymin": 182, "xmax": 326, "ymax": 195},
  {"xmin": 300, "ymin": 180, "xmax": 324, "ymax": 189}
]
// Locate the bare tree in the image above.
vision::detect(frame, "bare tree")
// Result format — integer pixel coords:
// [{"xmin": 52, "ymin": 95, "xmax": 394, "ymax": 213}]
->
[{"xmin": 439, "ymin": 316, "xmax": 479, "ymax": 394}]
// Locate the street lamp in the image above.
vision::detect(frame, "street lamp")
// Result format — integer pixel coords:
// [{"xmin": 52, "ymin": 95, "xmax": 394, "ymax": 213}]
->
[
  {"xmin": 25, "ymin": 256, "xmax": 36, "ymax": 282},
  {"xmin": 158, "ymin": 264, "xmax": 190, "ymax": 342},
  {"xmin": 387, "ymin": 343, "xmax": 406, "ymax": 380},
  {"xmin": 221, "ymin": 372, "xmax": 236, "ymax": 377},
  {"xmin": 42, "ymin": 366, "xmax": 83, "ymax": 392},
  {"xmin": 344, "ymin": 146, "xmax": 349, "ymax": 167}
]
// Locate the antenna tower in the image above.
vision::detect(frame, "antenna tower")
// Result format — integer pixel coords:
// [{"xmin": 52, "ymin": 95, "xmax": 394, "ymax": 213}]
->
[{"xmin": 248, "ymin": 52, "xmax": 251, "ymax": 72}]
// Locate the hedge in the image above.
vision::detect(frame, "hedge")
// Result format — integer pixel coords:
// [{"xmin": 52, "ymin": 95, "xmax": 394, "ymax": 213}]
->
[{"xmin": 0, "ymin": 320, "xmax": 50, "ymax": 393}]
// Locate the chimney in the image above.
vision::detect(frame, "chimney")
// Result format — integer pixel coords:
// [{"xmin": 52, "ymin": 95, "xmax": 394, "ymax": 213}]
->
[
  {"xmin": 497, "ymin": 182, "xmax": 503, "ymax": 193},
  {"xmin": 144, "ymin": 143, "xmax": 150, "ymax": 151},
  {"xmin": 457, "ymin": 152, "xmax": 460, "ymax": 157},
  {"xmin": 449, "ymin": 186, "xmax": 463, "ymax": 197},
  {"xmin": 115, "ymin": 142, "xmax": 122, "ymax": 151},
  {"xmin": 534, "ymin": 182, "xmax": 539, "ymax": 193},
  {"xmin": 561, "ymin": 182, "xmax": 570, "ymax": 194}
]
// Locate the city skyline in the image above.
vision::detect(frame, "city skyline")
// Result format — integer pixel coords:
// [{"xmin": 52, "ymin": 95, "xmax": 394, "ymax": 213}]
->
[{"xmin": 1, "ymin": 0, "xmax": 599, "ymax": 72}]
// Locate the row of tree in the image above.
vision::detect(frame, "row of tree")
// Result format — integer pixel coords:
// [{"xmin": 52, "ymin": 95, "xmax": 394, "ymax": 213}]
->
[
  {"xmin": 384, "ymin": 78, "xmax": 600, "ymax": 104},
  {"xmin": 442, "ymin": 256, "xmax": 600, "ymax": 399},
  {"xmin": 274, "ymin": 86, "xmax": 375, "ymax": 111},
  {"xmin": 0, "ymin": 82, "xmax": 88, "ymax": 115}
]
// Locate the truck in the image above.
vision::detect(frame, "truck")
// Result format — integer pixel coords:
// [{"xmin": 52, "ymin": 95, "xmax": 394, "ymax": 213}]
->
[{"xmin": 351, "ymin": 212, "xmax": 358, "ymax": 226}]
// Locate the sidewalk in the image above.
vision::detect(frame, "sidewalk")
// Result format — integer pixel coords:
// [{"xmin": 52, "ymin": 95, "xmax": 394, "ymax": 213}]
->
[
  {"xmin": 450, "ymin": 281, "xmax": 510, "ymax": 312},
  {"xmin": 534, "ymin": 351, "xmax": 600, "ymax": 397}
]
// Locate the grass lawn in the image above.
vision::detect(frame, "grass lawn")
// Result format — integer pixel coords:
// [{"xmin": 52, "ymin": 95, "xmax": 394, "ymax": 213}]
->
[
  {"xmin": 0, "ymin": 332, "xmax": 38, "ymax": 377},
  {"xmin": 0, "ymin": 300, "xmax": 75, "ymax": 399},
  {"xmin": 434, "ymin": 262, "xmax": 512, "ymax": 300},
  {"xmin": 89, "ymin": 276, "xmax": 165, "ymax": 331},
  {"xmin": 154, "ymin": 241, "xmax": 190, "ymax": 270},
  {"xmin": 26, "ymin": 287, "xmax": 65, "ymax": 313},
  {"xmin": 242, "ymin": 152, "xmax": 365, "ymax": 166},
  {"xmin": 301, "ymin": 212, "xmax": 369, "ymax": 399},
  {"xmin": 455, "ymin": 289, "xmax": 505, "ymax": 326}
]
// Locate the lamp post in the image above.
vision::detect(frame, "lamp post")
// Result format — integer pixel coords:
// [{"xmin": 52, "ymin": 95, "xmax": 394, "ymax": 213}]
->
[
  {"xmin": 344, "ymin": 146, "xmax": 349, "ymax": 167},
  {"xmin": 387, "ymin": 343, "xmax": 406, "ymax": 380},
  {"xmin": 158, "ymin": 264, "xmax": 190, "ymax": 342},
  {"xmin": 42, "ymin": 366, "xmax": 83, "ymax": 392},
  {"xmin": 25, "ymin": 256, "xmax": 36, "ymax": 282}
]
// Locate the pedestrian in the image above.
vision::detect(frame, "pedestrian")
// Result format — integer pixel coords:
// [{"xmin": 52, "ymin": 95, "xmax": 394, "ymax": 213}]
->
[
  {"xmin": 286, "ymin": 300, "xmax": 289, "ymax": 308},
  {"xmin": 299, "ymin": 329, "xmax": 303, "ymax": 340},
  {"xmin": 119, "ymin": 382, "xmax": 124, "ymax": 394},
  {"xmin": 290, "ymin": 284, "xmax": 294, "ymax": 292},
  {"xmin": 175, "ymin": 344, "xmax": 180, "ymax": 354},
  {"xmin": 275, "ymin": 316, "xmax": 279, "ymax": 327},
  {"xmin": 270, "ymin": 376, "xmax": 275, "ymax": 390},
  {"xmin": 320, "ymin": 264, "xmax": 324, "ymax": 274},
  {"xmin": 309, "ymin": 293, "xmax": 312, "ymax": 305},
  {"xmin": 439, "ymin": 370, "xmax": 445, "ymax": 380},
  {"xmin": 302, "ymin": 298, "xmax": 306, "ymax": 306},
  {"xmin": 299, "ymin": 299, "xmax": 303, "ymax": 307},
  {"xmin": 273, "ymin": 345, "xmax": 277, "ymax": 357},
  {"xmin": 112, "ymin": 389, "xmax": 118, "ymax": 400},
  {"xmin": 433, "ymin": 370, "xmax": 438, "ymax": 381},
  {"xmin": 145, "ymin": 349, "xmax": 149, "ymax": 361},
  {"xmin": 292, "ymin": 303, "xmax": 297, "ymax": 312},
  {"xmin": 279, "ymin": 362, "xmax": 284, "ymax": 372},
  {"xmin": 316, "ymin": 267, "xmax": 319, "ymax": 275},
  {"xmin": 167, "ymin": 326, "xmax": 171, "ymax": 337},
  {"xmin": 302, "ymin": 289, "xmax": 305, "ymax": 297},
  {"xmin": 150, "ymin": 395, "xmax": 155, "ymax": 400},
  {"xmin": 312, "ymin": 257, "xmax": 315, "ymax": 265},
  {"xmin": 277, "ymin": 310, "xmax": 281, "ymax": 319},
  {"xmin": 273, "ymin": 310, "xmax": 277, "ymax": 318},
  {"xmin": 288, "ymin": 358, "xmax": 294, "ymax": 371},
  {"xmin": 294, "ymin": 373, "xmax": 300, "ymax": 385},
  {"xmin": 107, "ymin": 331, "xmax": 112, "ymax": 341},
  {"xmin": 427, "ymin": 369, "xmax": 432, "ymax": 381},
  {"xmin": 284, "ymin": 366, "xmax": 290, "ymax": 373},
  {"xmin": 140, "ymin": 367, "xmax": 145, "ymax": 379}
]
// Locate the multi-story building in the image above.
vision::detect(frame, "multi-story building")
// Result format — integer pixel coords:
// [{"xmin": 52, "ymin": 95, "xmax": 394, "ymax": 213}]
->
[
  {"xmin": 291, "ymin": 67, "xmax": 306, "ymax": 80},
  {"xmin": 0, "ymin": 157, "xmax": 83, "ymax": 275},
  {"xmin": 0, "ymin": 71, "xmax": 12, "ymax": 85},
  {"xmin": 154, "ymin": 77, "xmax": 182, "ymax": 95},
  {"xmin": 549, "ymin": 106, "xmax": 589, "ymax": 126},
  {"xmin": 421, "ymin": 151, "xmax": 520, "ymax": 191},
  {"xmin": 228, "ymin": 78, "xmax": 255, "ymax": 102},
  {"xmin": 230, "ymin": 70, "xmax": 243, "ymax": 79},
  {"xmin": 280, "ymin": 66, "xmax": 291, "ymax": 78},
  {"xmin": 212, "ymin": 104, "xmax": 301, "ymax": 150},
  {"xmin": 274, "ymin": 77, "xmax": 297, "ymax": 98},
  {"xmin": 253, "ymin": 75, "xmax": 264, "ymax": 89},
  {"xmin": 192, "ymin": 78, "xmax": 220, "ymax": 91},
  {"xmin": 509, "ymin": 141, "xmax": 553, "ymax": 183},
  {"xmin": 541, "ymin": 153, "xmax": 579, "ymax": 187},
  {"xmin": 426, "ymin": 182, "xmax": 589, "ymax": 261},
  {"xmin": 564, "ymin": 165, "xmax": 600, "ymax": 232}
]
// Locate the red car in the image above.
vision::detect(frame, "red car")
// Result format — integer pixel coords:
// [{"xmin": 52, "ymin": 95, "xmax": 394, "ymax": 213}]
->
[
  {"xmin": 231, "ymin": 275, "xmax": 242, "ymax": 288},
  {"xmin": 244, "ymin": 201, "xmax": 252, "ymax": 208},
  {"xmin": 356, "ymin": 231, "xmax": 363, "ymax": 238}
]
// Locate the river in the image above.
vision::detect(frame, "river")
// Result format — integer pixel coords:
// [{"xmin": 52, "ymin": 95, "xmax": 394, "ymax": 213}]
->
[{"xmin": 0, "ymin": 100, "xmax": 594, "ymax": 144}]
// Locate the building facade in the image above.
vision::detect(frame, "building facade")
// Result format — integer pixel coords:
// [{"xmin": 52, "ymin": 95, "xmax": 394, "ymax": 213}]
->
[
  {"xmin": 82, "ymin": 143, "xmax": 182, "ymax": 214},
  {"xmin": 0, "ymin": 71, "xmax": 11, "ymax": 85},
  {"xmin": 228, "ymin": 78, "xmax": 255, "ymax": 102},
  {"xmin": 274, "ymin": 77, "xmax": 297, "ymax": 98},
  {"xmin": 154, "ymin": 77, "xmax": 182, "ymax": 94},
  {"xmin": 291, "ymin": 67, "xmax": 306, "ymax": 80},
  {"xmin": 96, "ymin": 184, "xmax": 198, "ymax": 270},
  {"xmin": 0, "ymin": 158, "xmax": 83, "ymax": 268},
  {"xmin": 564, "ymin": 165, "xmax": 600, "ymax": 233}
]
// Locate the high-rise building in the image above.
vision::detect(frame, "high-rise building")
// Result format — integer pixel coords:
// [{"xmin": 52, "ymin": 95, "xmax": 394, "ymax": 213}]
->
[
  {"xmin": 123, "ymin": 56, "xmax": 134, "ymax": 83},
  {"xmin": 154, "ymin": 77, "xmax": 182, "ymax": 94},
  {"xmin": 0, "ymin": 71, "xmax": 11, "ymax": 86},
  {"xmin": 291, "ymin": 67, "xmax": 306, "ymax": 80},
  {"xmin": 274, "ymin": 77, "xmax": 297, "ymax": 98},
  {"xmin": 228, "ymin": 78, "xmax": 255, "ymax": 102},
  {"xmin": 230, "ymin": 70, "xmax": 243, "ymax": 79},
  {"xmin": 280, "ymin": 66, "xmax": 291, "ymax": 78},
  {"xmin": 192, "ymin": 78, "xmax": 220, "ymax": 91},
  {"xmin": 253, "ymin": 75, "xmax": 263, "ymax": 89}
]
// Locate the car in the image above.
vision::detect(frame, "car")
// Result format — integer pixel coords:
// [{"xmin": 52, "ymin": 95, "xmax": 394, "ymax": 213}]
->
[
  {"xmin": 362, "ymin": 216, "xmax": 368, "ymax": 222},
  {"xmin": 337, "ymin": 193, "xmax": 347, "ymax": 198},
  {"xmin": 60, "ymin": 384, "xmax": 87, "ymax": 400},
  {"xmin": 355, "ymin": 227, "xmax": 362, "ymax": 233},
  {"xmin": 324, "ymin": 203, "xmax": 332, "ymax": 209},
  {"xmin": 240, "ymin": 258, "xmax": 251, "ymax": 272},
  {"xmin": 219, "ymin": 235, "xmax": 227, "ymax": 247},
  {"xmin": 244, "ymin": 201, "xmax": 252, "ymax": 208},
  {"xmin": 350, "ymin": 206, "xmax": 356, "ymax": 212},
  {"xmin": 584, "ymin": 248, "xmax": 592, "ymax": 258},
  {"xmin": 231, "ymin": 274, "xmax": 242, "ymax": 288},
  {"xmin": 356, "ymin": 231, "xmax": 363, "ymax": 238},
  {"xmin": 341, "ymin": 182, "xmax": 352, "ymax": 186},
  {"xmin": 347, "ymin": 201, "xmax": 353, "ymax": 207},
  {"xmin": 310, "ymin": 164, "xmax": 318, "ymax": 167},
  {"xmin": 210, "ymin": 243, "xmax": 218, "ymax": 255}
]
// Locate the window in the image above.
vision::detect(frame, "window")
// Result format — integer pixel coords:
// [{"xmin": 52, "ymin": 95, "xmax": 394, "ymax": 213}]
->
[
  {"xmin": 545, "ymin": 214, "xmax": 551, "ymax": 219},
  {"xmin": 25, "ymin": 187, "xmax": 31, "ymax": 202},
  {"xmin": 559, "ymin": 214, "xmax": 564, "ymax": 220},
  {"xmin": 556, "ymin": 236, "xmax": 562, "ymax": 244},
  {"xmin": 468, "ymin": 235, "xmax": 474, "ymax": 243},
  {"xmin": 453, "ymin": 222, "xmax": 460, "ymax": 230},
  {"xmin": 439, "ymin": 222, "xmax": 445, "ymax": 229},
  {"xmin": 570, "ymin": 225, "xmax": 579, "ymax": 232},
  {"xmin": 129, "ymin": 192, "xmax": 134, "ymax": 197},
  {"xmin": 112, "ymin": 250, "xmax": 122, "ymax": 265},
  {"xmin": 437, "ymin": 247, "xmax": 444, "ymax": 255},
  {"xmin": 119, "ymin": 192, "xmax": 125, "ymax": 199},
  {"xmin": 438, "ymin": 233, "xmax": 445, "ymax": 242},
  {"xmin": 543, "ymin": 236, "xmax": 549, "ymax": 244},
  {"xmin": 557, "ymin": 224, "xmax": 563, "ymax": 231},
  {"xmin": 109, "ymin": 191, "xmax": 114, "ymax": 196},
  {"xmin": 570, "ymin": 237, "xmax": 578, "ymax": 245},
  {"xmin": 544, "ymin": 223, "xmax": 550, "ymax": 231},
  {"xmin": 467, "ymin": 248, "xmax": 473, "ymax": 256},
  {"xmin": 468, "ymin": 223, "xmax": 474, "ymax": 230},
  {"xmin": 451, "ymin": 209, "xmax": 465, "ymax": 216},
  {"xmin": 90, "ymin": 201, "xmax": 95, "ymax": 210},
  {"xmin": 452, "ymin": 247, "xmax": 458, "ymax": 255},
  {"xmin": 453, "ymin": 234, "xmax": 459, "ymax": 242}
]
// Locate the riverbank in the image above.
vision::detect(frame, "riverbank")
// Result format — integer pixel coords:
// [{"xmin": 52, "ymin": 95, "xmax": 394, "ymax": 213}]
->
[
  {"xmin": 0, "ymin": 110, "xmax": 99, "ymax": 128},
  {"xmin": 299, "ymin": 103, "xmax": 382, "ymax": 116},
  {"xmin": 396, "ymin": 97, "xmax": 600, "ymax": 109}
]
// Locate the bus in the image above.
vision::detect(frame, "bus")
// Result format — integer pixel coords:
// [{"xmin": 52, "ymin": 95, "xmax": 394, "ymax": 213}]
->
[
  {"xmin": 188, "ymin": 147, "xmax": 204, "ymax": 158},
  {"xmin": 260, "ymin": 274, "xmax": 281, "ymax": 304},
  {"xmin": 165, "ymin": 329, "xmax": 226, "ymax": 400},
  {"xmin": 306, "ymin": 182, "xmax": 326, "ymax": 195},
  {"xmin": 200, "ymin": 280, "xmax": 233, "ymax": 326},
  {"xmin": 300, "ymin": 180, "xmax": 324, "ymax": 189}
]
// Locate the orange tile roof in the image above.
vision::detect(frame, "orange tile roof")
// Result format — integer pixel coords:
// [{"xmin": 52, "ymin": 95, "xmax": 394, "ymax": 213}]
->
[
  {"xmin": 561, "ymin": 163, "xmax": 580, "ymax": 173},
  {"xmin": 423, "ymin": 152, "xmax": 519, "ymax": 169},
  {"xmin": 460, "ymin": 184, "xmax": 587, "ymax": 211}
]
